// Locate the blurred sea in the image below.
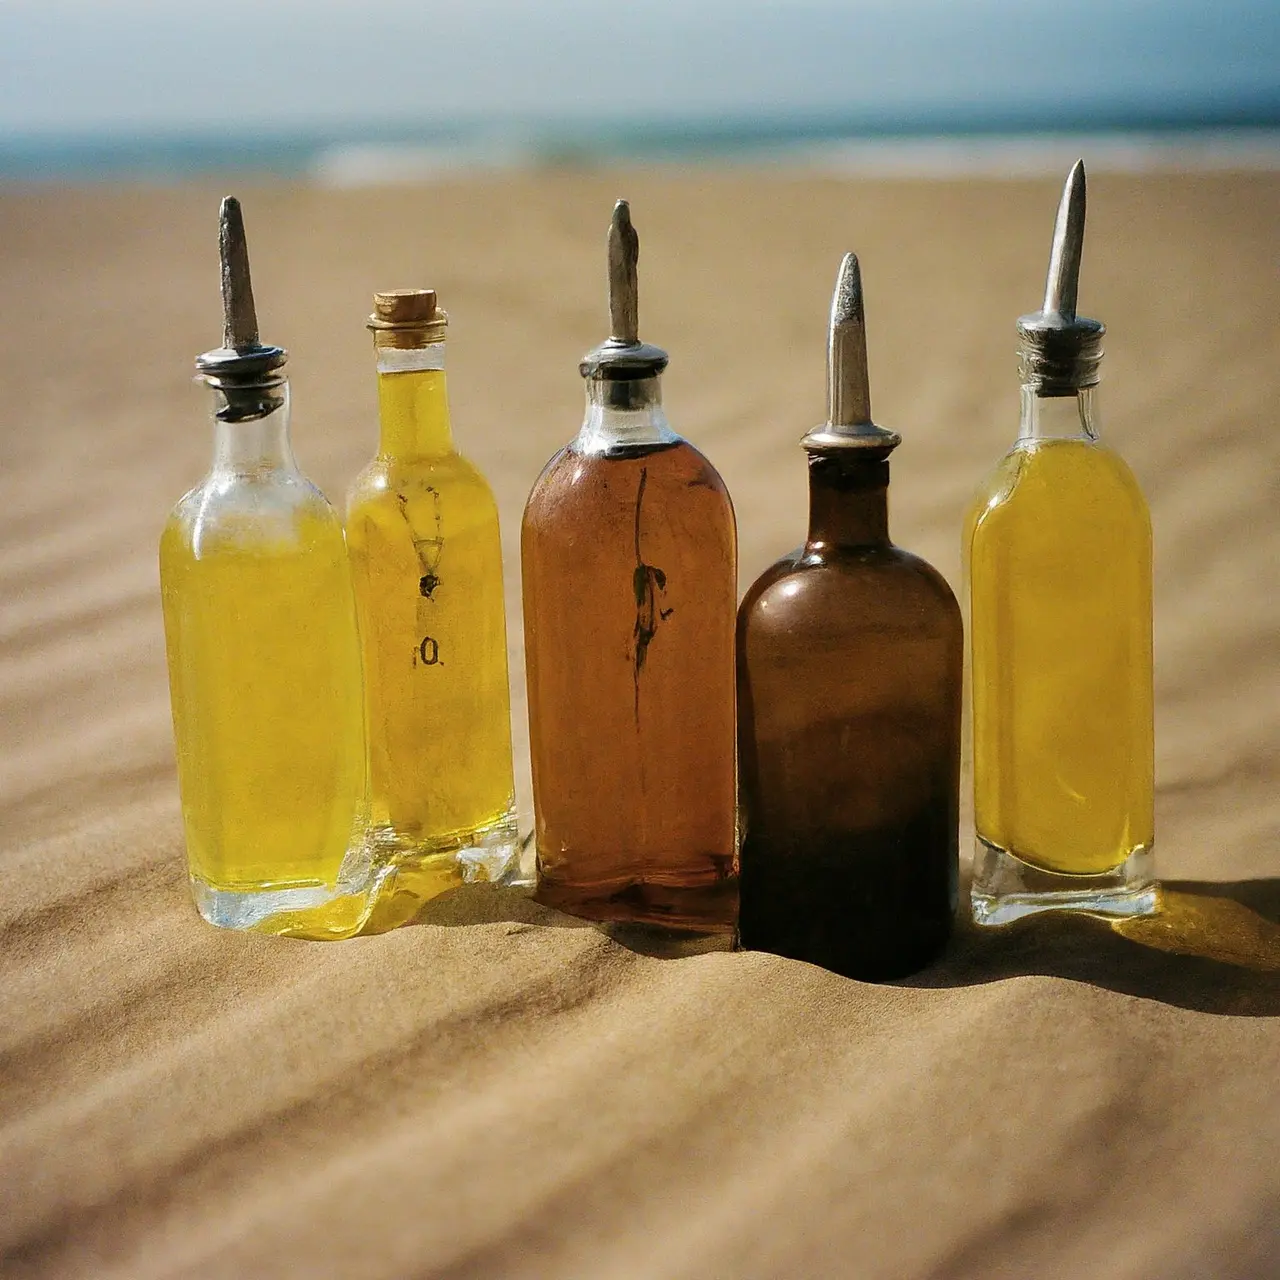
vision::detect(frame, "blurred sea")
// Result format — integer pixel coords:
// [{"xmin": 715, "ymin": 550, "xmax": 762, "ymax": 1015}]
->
[{"xmin": 4, "ymin": 117, "xmax": 1280, "ymax": 184}]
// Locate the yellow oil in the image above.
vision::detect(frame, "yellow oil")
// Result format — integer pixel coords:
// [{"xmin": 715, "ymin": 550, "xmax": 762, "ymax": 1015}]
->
[
  {"xmin": 965, "ymin": 435, "xmax": 1153, "ymax": 875},
  {"xmin": 346, "ymin": 365, "xmax": 515, "ymax": 875},
  {"xmin": 159, "ymin": 505, "xmax": 368, "ymax": 894}
]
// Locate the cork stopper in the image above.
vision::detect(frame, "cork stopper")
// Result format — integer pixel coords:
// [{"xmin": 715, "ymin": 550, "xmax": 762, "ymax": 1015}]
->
[
  {"xmin": 801, "ymin": 252, "xmax": 900, "ymax": 455},
  {"xmin": 368, "ymin": 288, "xmax": 449, "ymax": 348}
]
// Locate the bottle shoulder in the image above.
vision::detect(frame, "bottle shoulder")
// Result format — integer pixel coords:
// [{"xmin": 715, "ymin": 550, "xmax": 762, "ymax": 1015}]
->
[
  {"xmin": 163, "ymin": 468, "xmax": 342, "ymax": 558},
  {"xmin": 738, "ymin": 549, "xmax": 804, "ymax": 619},
  {"xmin": 523, "ymin": 438, "xmax": 732, "ymax": 527},
  {"xmin": 666, "ymin": 437, "xmax": 731, "ymax": 494},
  {"xmin": 966, "ymin": 436, "xmax": 1151, "ymax": 541},
  {"xmin": 739, "ymin": 544, "xmax": 960, "ymax": 634},
  {"xmin": 886, "ymin": 546, "xmax": 963, "ymax": 612},
  {"xmin": 348, "ymin": 450, "xmax": 496, "ymax": 504}
]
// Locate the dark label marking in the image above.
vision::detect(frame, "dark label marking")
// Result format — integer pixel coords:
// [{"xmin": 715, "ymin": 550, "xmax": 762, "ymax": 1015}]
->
[
  {"xmin": 631, "ymin": 466, "xmax": 670, "ymax": 719},
  {"xmin": 417, "ymin": 635, "xmax": 441, "ymax": 666},
  {"xmin": 399, "ymin": 488, "xmax": 445, "ymax": 599}
]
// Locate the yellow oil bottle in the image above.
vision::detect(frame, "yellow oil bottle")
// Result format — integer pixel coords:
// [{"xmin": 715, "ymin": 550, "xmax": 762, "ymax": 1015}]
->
[
  {"xmin": 965, "ymin": 162, "xmax": 1156, "ymax": 925},
  {"xmin": 160, "ymin": 197, "xmax": 373, "ymax": 936},
  {"xmin": 346, "ymin": 290, "xmax": 518, "ymax": 900}
]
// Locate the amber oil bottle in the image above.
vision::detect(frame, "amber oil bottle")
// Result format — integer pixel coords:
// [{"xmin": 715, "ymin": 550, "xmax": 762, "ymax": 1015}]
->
[
  {"xmin": 522, "ymin": 200, "xmax": 738, "ymax": 930},
  {"xmin": 737, "ymin": 253, "xmax": 962, "ymax": 979}
]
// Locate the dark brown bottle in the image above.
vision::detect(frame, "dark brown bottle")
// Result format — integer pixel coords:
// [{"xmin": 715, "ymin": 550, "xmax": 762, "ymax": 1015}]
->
[
  {"xmin": 736, "ymin": 253, "xmax": 961, "ymax": 979},
  {"xmin": 522, "ymin": 200, "xmax": 738, "ymax": 930}
]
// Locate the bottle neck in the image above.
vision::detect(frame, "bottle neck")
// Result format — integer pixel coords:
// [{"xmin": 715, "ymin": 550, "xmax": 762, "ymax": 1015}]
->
[
  {"xmin": 377, "ymin": 355, "xmax": 454, "ymax": 460},
  {"xmin": 576, "ymin": 376, "xmax": 678, "ymax": 455},
  {"xmin": 806, "ymin": 453, "xmax": 891, "ymax": 550},
  {"xmin": 210, "ymin": 384, "xmax": 298, "ymax": 474},
  {"xmin": 1019, "ymin": 385, "xmax": 1099, "ymax": 441}
]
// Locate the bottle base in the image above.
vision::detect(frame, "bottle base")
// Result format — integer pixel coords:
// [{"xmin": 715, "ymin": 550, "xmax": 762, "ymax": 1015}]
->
[
  {"xmin": 970, "ymin": 836, "xmax": 1157, "ymax": 927},
  {"xmin": 738, "ymin": 825, "xmax": 958, "ymax": 981},
  {"xmin": 456, "ymin": 809, "xmax": 530, "ymax": 887},
  {"xmin": 189, "ymin": 865, "xmax": 388, "ymax": 940},
  {"xmin": 368, "ymin": 806, "xmax": 530, "ymax": 887},
  {"xmin": 536, "ymin": 873, "xmax": 738, "ymax": 934}
]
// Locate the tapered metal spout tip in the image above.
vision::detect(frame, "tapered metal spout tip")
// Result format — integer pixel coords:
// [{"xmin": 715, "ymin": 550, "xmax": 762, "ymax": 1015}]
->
[
  {"xmin": 579, "ymin": 197, "xmax": 668, "ymax": 380},
  {"xmin": 219, "ymin": 194, "xmax": 260, "ymax": 351},
  {"xmin": 831, "ymin": 251, "xmax": 864, "ymax": 329},
  {"xmin": 1016, "ymin": 159, "xmax": 1103, "ymax": 394},
  {"xmin": 196, "ymin": 194, "xmax": 286, "ymax": 388},
  {"xmin": 608, "ymin": 197, "xmax": 640, "ymax": 344},
  {"xmin": 828, "ymin": 251, "xmax": 871, "ymax": 429},
  {"xmin": 1042, "ymin": 160, "xmax": 1086, "ymax": 321},
  {"xmin": 801, "ymin": 250, "xmax": 899, "ymax": 453}
]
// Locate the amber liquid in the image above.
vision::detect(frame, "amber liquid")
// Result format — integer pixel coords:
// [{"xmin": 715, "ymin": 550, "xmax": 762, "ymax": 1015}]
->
[
  {"xmin": 737, "ymin": 456, "xmax": 962, "ymax": 978},
  {"xmin": 522, "ymin": 437, "xmax": 738, "ymax": 929}
]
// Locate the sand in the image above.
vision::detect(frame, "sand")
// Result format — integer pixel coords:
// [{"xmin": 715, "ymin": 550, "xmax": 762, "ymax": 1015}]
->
[{"xmin": 1, "ymin": 170, "xmax": 1278, "ymax": 1278}]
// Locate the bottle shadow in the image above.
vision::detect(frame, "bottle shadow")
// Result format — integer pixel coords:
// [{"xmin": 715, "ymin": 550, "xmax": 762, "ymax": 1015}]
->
[
  {"xmin": 902, "ymin": 879, "xmax": 1280, "ymax": 1016},
  {"xmin": 350, "ymin": 865, "xmax": 1280, "ymax": 1000},
  {"xmin": 356, "ymin": 879, "xmax": 566, "ymax": 935},
  {"xmin": 357, "ymin": 877, "xmax": 735, "ymax": 957}
]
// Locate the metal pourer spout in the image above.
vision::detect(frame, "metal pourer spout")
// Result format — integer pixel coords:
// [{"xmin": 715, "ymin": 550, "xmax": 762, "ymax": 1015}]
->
[
  {"xmin": 608, "ymin": 198, "xmax": 640, "ymax": 345},
  {"xmin": 1017, "ymin": 160, "xmax": 1105, "ymax": 396},
  {"xmin": 195, "ymin": 197, "xmax": 288, "ymax": 416},
  {"xmin": 219, "ymin": 195, "xmax": 261, "ymax": 351},
  {"xmin": 579, "ymin": 198, "xmax": 669, "ymax": 390},
  {"xmin": 801, "ymin": 252, "xmax": 900, "ymax": 454},
  {"xmin": 1042, "ymin": 158, "xmax": 1087, "ymax": 323}
]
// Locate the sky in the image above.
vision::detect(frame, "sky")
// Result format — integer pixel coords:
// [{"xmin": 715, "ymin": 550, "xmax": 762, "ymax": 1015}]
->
[{"xmin": 0, "ymin": 0, "xmax": 1278, "ymax": 138}]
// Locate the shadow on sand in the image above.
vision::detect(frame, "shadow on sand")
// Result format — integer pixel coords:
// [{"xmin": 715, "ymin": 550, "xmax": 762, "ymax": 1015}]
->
[
  {"xmin": 902, "ymin": 879, "xmax": 1280, "ymax": 1016},
  {"xmin": 358, "ymin": 873, "xmax": 736, "ymax": 959},
  {"xmin": 345, "ymin": 864, "xmax": 1280, "ymax": 1007}
]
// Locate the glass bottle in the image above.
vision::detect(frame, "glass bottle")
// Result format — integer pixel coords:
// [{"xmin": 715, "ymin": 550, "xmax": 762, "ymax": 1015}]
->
[
  {"xmin": 965, "ymin": 161, "xmax": 1156, "ymax": 926},
  {"xmin": 346, "ymin": 289, "xmax": 519, "ymax": 896},
  {"xmin": 159, "ymin": 197, "xmax": 373, "ymax": 936},
  {"xmin": 522, "ymin": 200, "xmax": 738, "ymax": 930},
  {"xmin": 737, "ymin": 253, "xmax": 962, "ymax": 979}
]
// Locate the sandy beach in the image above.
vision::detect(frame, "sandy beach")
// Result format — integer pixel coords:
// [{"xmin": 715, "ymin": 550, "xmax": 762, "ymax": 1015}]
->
[{"xmin": 1, "ymin": 169, "xmax": 1278, "ymax": 1278}]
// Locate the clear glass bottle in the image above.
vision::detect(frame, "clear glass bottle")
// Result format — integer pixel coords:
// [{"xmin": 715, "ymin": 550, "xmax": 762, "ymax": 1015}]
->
[
  {"xmin": 346, "ymin": 289, "xmax": 519, "ymax": 897},
  {"xmin": 522, "ymin": 200, "xmax": 738, "ymax": 930},
  {"xmin": 159, "ymin": 197, "xmax": 373, "ymax": 936},
  {"xmin": 736, "ymin": 253, "xmax": 962, "ymax": 979},
  {"xmin": 965, "ymin": 161, "xmax": 1156, "ymax": 925}
]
